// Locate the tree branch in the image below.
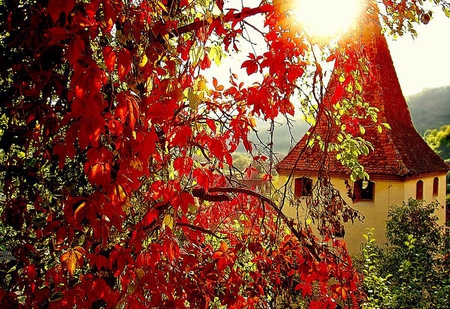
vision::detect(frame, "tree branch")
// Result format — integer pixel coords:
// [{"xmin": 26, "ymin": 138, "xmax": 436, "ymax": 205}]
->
[
  {"xmin": 177, "ymin": 222, "xmax": 227, "ymax": 239},
  {"xmin": 192, "ymin": 186, "xmax": 320, "ymax": 260},
  {"xmin": 173, "ymin": 5, "xmax": 274, "ymax": 37}
]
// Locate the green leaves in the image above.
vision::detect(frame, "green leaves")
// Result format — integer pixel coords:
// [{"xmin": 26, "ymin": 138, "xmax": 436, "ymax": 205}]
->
[{"xmin": 357, "ymin": 200, "xmax": 450, "ymax": 309}]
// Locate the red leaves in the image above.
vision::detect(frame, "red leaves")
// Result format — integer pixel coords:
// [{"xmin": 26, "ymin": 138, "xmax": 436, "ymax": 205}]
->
[
  {"xmin": 331, "ymin": 82, "xmax": 344, "ymax": 105},
  {"xmin": 117, "ymin": 48, "xmax": 132, "ymax": 81},
  {"xmin": 84, "ymin": 147, "xmax": 114, "ymax": 188},
  {"xmin": 142, "ymin": 209, "xmax": 160, "ymax": 227},
  {"xmin": 47, "ymin": 0, "xmax": 75, "ymax": 22},
  {"xmin": 2, "ymin": 1, "xmax": 367, "ymax": 308},
  {"xmin": 103, "ymin": 46, "xmax": 117, "ymax": 73},
  {"xmin": 213, "ymin": 241, "xmax": 236, "ymax": 272},
  {"xmin": 172, "ymin": 192, "xmax": 195, "ymax": 214},
  {"xmin": 64, "ymin": 113, "xmax": 106, "ymax": 150},
  {"xmin": 107, "ymin": 180, "xmax": 130, "ymax": 206},
  {"xmin": 341, "ymin": 115, "xmax": 360, "ymax": 135},
  {"xmin": 45, "ymin": 27, "xmax": 71, "ymax": 45},
  {"xmin": 70, "ymin": 62, "xmax": 106, "ymax": 101},
  {"xmin": 331, "ymin": 284, "xmax": 348, "ymax": 301},
  {"xmin": 93, "ymin": 217, "xmax": 112, "ymax": 248},
  {"xmin": 212, "ymin": 77, "xmax": 224, "ymax": 91},
  {"xmin": 115, "ymin": 91, "xmax": 140, "ymax": 128},
  {"xmin": 87, "ymin": 248, "xmax": 108, "ymax": 271},
  {"xmin": 84, "ymin": 277, "xmax": 117, "ymax": 305},
  {"xmin": 67, "ymin": 35, "xmax": 86, "ymax": 65},
  {"xmin": 102, "ymin": 0, "xmax": 120, "ymax": 34},
  {"xmin": 163, "ymin": 238, "xmax": 179, "ymax": 262},
  {"xmin": 241, "ymin": 59, "xmax": 258, "ymax": 75},
  {"xmin": 193, "ymin": 168, "xmax": 213, "ymax": 192},
  {"xmin": 295, "ymin": 282, "xmax": 314, "ymax": 297},
  {"xmin": 168, "ymin": 125, "xmax": 192, "ymax": 148},
  {"xmin": 241, "ymin": 53, "xmax": 262, "ymax": 75},
  {"xmin": 173, "ymin": 156, "xmax": 193, "ymax": 176}
]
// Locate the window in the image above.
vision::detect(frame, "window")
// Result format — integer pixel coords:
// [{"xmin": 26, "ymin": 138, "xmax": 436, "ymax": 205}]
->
[
  {"xmin": 353, "ymin": 180, "xmax": 374, "ymax": 202},
  {"xmin": 416, "ymin": 180, "xmax": 424, "ymax": 200},
  {"xmin": 334, "ymin": 226, "xmax": 346, "ymax": 238},
  {"xmin": 433, "ymin": 177, "xmax": 439, "ymax": 196},
  {"xmin": 294, "ymin": 177, "xmax": 313, "ymax": 197}
]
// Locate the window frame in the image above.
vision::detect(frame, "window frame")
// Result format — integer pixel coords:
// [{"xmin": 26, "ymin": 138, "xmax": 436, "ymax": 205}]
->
[
  {"xmin": 416, "ymin": 180, "xmax": 424, "ymax": 200},
  {"xmin": 294, "ymin": 177, "xmax": 313, "ymax": 198},
  {"xmin": 433, "ymin": 177, "xmax": 439, "ymax": 197},
  {"xmin": 353, "ymin": 179, "xmax": 375, "ymax": 202}
]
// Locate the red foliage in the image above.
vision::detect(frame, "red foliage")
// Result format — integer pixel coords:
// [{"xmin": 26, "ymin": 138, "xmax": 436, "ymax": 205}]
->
[{"xmin": 0, "ymin": 0, "xmax": 401, "ymax": 308}]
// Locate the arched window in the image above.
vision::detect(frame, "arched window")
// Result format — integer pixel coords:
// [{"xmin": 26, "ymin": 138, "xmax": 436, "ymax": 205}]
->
[
  {"xmin": 433, "ymin": 177, "xmax": 439, "ymax": 196},
  {"xmin": 295, "ymin": 177, "xmax": 313, "ymax": 197},
  {"xmin": 353, "ymin": 180, "xmax": 375, "ymax": 202},
  {"xmin": 416, "ymin": 180, "xmax": 424, "ymax": 200}
]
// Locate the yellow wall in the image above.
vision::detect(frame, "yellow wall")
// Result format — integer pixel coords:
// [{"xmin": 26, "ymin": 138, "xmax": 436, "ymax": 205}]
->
[
  {"xmin": 277, "ymin": 172, "xmax": 447, "ymax": 255},
  {"xmin": 403, "ymin": 174, "xmax": 447, "ymax": 225}
]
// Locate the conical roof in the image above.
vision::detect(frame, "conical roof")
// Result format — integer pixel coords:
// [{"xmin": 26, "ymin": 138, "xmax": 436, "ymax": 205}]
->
[{"xmin": 276, "ymin": 13, "xmax": 449, "ymax": 178}]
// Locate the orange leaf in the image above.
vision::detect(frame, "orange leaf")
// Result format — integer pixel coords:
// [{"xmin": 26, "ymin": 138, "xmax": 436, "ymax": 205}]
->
[
  {"xmin": 331, "ymin": 284, "xmax": 348, "ymax": 300},
  {"xmin": 85, "ymin": 147, "xmax": 114, "ymax": 188},
  {"xmin": 60, "ymin": 247, "xmax": 85, "ymax": 276},
  {"xmin": 107, "ymin": 181, "xmax": 129, "ymax": 205},
  {"xmin": 217, "ymin": 256, "xmax": 228, "ymax": 271}
]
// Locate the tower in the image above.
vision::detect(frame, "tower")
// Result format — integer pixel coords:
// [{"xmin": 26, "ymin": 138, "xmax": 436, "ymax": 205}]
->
[{"xmin": 276, "ymin": 12, "xmax": 449, "ymax": 254}]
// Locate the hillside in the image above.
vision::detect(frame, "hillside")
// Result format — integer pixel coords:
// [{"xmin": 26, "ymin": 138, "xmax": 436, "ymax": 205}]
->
[
  {"xmin": 252, "ymin": 86, "xmax": 450, "ymax": 156},
  {"xmin": 407, "ymin": 86, "xmax": 450, "ymax": 135}
]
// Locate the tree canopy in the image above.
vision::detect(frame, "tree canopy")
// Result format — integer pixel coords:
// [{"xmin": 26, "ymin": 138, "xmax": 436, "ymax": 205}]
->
[{"xmin": 1, "ymin": 0, "xmax": 449, "ymax": 308}]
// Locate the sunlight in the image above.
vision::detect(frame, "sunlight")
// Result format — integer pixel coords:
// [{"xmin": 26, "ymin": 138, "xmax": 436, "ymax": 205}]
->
[{"xmin": 294, "ymin": 0, "xmax": 363, "ymax": 39}]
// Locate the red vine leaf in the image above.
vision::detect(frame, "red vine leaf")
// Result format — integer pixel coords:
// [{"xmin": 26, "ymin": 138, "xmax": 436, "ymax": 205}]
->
[{"xmin": 47, "ymin": 0, "xmax": 75, "ymax": 22}]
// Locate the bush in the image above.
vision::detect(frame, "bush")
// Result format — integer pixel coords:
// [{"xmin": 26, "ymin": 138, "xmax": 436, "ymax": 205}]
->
[{"xmin": 356, "ymin": 199, "xmax": 450, "ymax": 309}]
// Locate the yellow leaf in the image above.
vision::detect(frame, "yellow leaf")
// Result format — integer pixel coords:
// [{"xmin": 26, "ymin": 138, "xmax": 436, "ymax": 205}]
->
[
  {"xmin": 162, "ymin": 214, "xmax": 174, "ymax": 230},
  {"xmin": 249, "ymin": 117, "xmax": 256, "ymax": 128},
  {"xmin": 139, "ymin": 54, "xmax": 148, "ymax": 67},
  {"xmin": 130, "ymin": 158, "xmax": 143, "ymax": 171},
  {"xmin": 188, "ymin": 89, "xmax": 199, "ymax": 110},
  {"xmin": 359, "ymin": 124, "xmax": 366, "ymax": 134},
  {"xmin": 208, "ymin": 45, "xmax": 225, "ymax": 66},
  {"xmin": 157, "ymin": 1, "xmax": 168, "ymax": 13}
]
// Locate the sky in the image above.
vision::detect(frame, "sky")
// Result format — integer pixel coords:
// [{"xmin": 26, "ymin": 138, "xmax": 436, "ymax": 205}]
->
[
  {"xmin": 203, "ymin": 2, "xmax": 450, "ymax": 153},
  {"xmin": 207, "ymin": 2, "xmax": 450, "ymax": 98},
  {"xmin": 388, "ymin": 10, "xmax": 450, "ymax": 97}
]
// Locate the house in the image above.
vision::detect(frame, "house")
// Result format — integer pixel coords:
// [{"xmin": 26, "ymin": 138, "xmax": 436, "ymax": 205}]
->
[{"xmin": 275, "ymin": 12, "xmax": 449, "ymax": 254}]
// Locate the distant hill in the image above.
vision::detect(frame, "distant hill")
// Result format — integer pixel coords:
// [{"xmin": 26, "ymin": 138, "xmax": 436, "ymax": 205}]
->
[
  {"xmin": 407, "ymin": 86, "xmax": 450, "ymax": 135},
  {"xmin": 250, "ymin": 86, "xmax": 450, "ymax": 156}
]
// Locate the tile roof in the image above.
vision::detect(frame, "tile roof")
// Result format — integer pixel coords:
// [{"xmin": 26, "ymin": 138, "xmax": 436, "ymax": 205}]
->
[{"xmin": 276, "ymin": 14, "xmax": 449, "ymax": 178}]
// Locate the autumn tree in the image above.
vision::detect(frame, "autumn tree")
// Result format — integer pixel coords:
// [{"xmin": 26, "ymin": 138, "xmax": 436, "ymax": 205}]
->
[{"xmin": 1, "ymin": 0, "xmax": 448, "ymax": 308}]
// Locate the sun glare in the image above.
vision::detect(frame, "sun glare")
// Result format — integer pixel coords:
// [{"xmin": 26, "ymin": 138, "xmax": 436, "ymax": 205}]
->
[{"xmin": 294, "ymin": 0, "xmax": 363, "ymax": 39}]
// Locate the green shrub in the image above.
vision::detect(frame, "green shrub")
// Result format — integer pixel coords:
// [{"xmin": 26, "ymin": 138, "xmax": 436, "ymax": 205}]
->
[{"xmin": 356, "ymin": 199, "xmax": 450, "ymax": 309}]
